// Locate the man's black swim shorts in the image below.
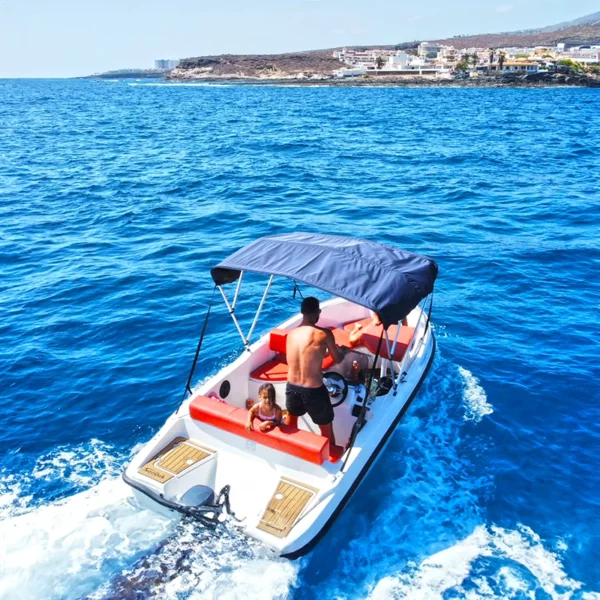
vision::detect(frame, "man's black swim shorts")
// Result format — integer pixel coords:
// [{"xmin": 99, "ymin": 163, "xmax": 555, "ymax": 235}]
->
[{"xmin": 285, "ymin": 383, "xmax": 334, "ymax": 426}]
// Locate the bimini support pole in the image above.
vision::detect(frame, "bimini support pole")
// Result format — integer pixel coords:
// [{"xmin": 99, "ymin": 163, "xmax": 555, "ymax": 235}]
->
[
  {"xmin": 394, "ymin": 293, "xmax": 434, "ymax": 389},
  {"xmin": 246, "ymin": 275, "xmax": 274, "ymax": 347},
  {"xmin": 218, "ymin": 285, "xmax": 249, "ymax": 348},
  {"xmin": 183, "ymin": 285, "xmax": 217, "ymax": 400},
  {"xmin": 384, "ymin": 329, "xmax": 393, "ymax": 382},
  {"xmin": 384, "ymin": 322, "xmax": 402, "ymax": 385},
  {"xmin": 232, "ymin": 271, "xmax": 244, "ymax": 311}
]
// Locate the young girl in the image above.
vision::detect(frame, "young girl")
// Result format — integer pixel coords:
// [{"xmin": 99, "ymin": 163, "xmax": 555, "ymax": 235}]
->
[{"xmin": 246, "ymin": 383, "xmax": 282, "ymax": 433}]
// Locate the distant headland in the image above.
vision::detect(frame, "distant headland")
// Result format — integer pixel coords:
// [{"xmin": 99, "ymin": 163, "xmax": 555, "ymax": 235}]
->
[{"xmin": 86, "ymin": 12, "xmax": 600, "ymax": 87}]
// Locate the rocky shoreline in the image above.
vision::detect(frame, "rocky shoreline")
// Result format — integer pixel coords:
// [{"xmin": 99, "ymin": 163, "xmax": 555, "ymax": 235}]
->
[{"xmin": 166, "ymin": 71, "xmax": 600, "ymax": 88}]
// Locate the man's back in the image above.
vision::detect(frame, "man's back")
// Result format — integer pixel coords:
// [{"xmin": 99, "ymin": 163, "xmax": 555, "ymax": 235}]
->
[{"xmin": 287, "ymin": 325, "xmax": 327, "ymax": 388}]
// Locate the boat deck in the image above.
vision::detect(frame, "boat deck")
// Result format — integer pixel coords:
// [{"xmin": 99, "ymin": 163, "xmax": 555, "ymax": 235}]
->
[
  {"xmin": 138, "ymin": 437, "xmax": 214, "ymax": 483},
  {"xmin": 257, "ymin": 477, "xmax": 318, "ymax": 538}
]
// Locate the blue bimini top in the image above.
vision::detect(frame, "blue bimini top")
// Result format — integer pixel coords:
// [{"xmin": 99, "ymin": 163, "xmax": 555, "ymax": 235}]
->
[{"xmin": 211, "ymin": 232, "xmax": 438, "ymax": 328}]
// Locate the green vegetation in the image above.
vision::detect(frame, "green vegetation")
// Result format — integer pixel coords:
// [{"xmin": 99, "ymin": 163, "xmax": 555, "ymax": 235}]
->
[
  {"xmin": 375, "ymin": 55, "xmax": 385, "ymax": 69},
  {"xmin": 557, "ymin": 59, "xmax": 586, "ymax": 74},
  {"xmin": 455, "ymin": 54, "xmax": 471, "ymax": 72}
]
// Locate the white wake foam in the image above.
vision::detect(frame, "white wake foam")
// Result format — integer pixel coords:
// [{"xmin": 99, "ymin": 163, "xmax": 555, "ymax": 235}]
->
[
  {"xmin": 0, "ymin": 478, "xmax": 175, "ymax": 600},
  {"xmin": 458, "ymin": 366, "xmax": 494, "ymax": 422},
  {"xmin": 0, "ymin": 439, "xmax": 126, "ymax": 519},
  {"xmin": 0, "ymin": 441, "xmax": 298, "ymax": 600},
  {"xmin": 367, "ymin": 524, "xmax": 586, "ymax": 600},
  {"xmin": 317, "ymin": 355, "xmax": 491, "ymax": 600},
  {"xmin": 89, "ymin": 517, "xmax": 299, "ymax": 600}
]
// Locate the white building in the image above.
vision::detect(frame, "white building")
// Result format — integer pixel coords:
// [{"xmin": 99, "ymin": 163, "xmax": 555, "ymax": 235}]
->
[
  {"xmin": 481, "ymin": 61, "xmax": 542, "ymax": 73},
  {"xmin": 388, "ymin": 51, "xmax": 409, "ymax": 68},
  {"xmin": 418, "ymin": 42, "xmax": 442, "ymax": 58},
  {"xmin": 562, "ymin": 46, "xmax": 600, "ymax": 64},
  {"xmin": 338, "ymin": 48, "xmax": 398, "ymax": 68},
  {"xmin": 155, "ymin": 59, "xmax": 180, "ymax": 70},
  {"xmin": 333, "ymin": 66, "xmax": 368, "ymax": 78}
]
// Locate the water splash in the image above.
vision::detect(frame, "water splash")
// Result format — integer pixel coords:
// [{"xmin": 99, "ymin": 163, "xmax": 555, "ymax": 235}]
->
[
  {"xmin": 0, "ymin": 477, "xmax": 175, "ymax": 600},
  {"xmin": 0, "ymin": 441, "xmax": 298, "ymax": 600},
  {"xmin": 301, "ymin": 354, "xmax": 492, "ymax": 599},
  {"xmin": 367, "ymin": 524, "xmax": 585, "ymax": 600},
  {"xmin": 92, "ymin": 521, "xmax": 297, "ymax": 600},
  {"xmin": 457, "ymin": 366, "xmax": 494, "ymax": 422},
  {"xmin": 0, "ymin": 439, "xmax": 127, "ymax": 519}
]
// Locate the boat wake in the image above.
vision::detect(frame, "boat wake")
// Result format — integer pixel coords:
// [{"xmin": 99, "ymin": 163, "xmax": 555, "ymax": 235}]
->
[
  {"xmin": 367, "ymin": 524, "xmax": 586, "ymax": 600},
  {"xmin": 0, "ymin": 354, "xmax": 593, "ymax": 600},
  {"xmin": 457, "ymin": 366, "xmax": 494, "ymax": 422},
  {"xmin": 91, "ymin": 520, "xmax": 296, "ymax": 600},
  {"xmin": 0, "ymin": 439, "xmax": 127, "ymax": 520},
  {"xmin": 0, "ymin": 442, "xmax": 297, "ymax": 600},
  {"xmin": 299, "ymin": 353, "xmax": 594, "ymax": 600}
]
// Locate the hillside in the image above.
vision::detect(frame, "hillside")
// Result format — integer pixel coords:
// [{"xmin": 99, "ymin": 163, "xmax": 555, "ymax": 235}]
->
[
  {"xmin": 168, "ymin": 11, "xmax": 600, "ymax": 81},
  {"xmin": 534, "ymin": 10, "xmax": 600, "ymax": 34},
  {"xmin": 429, "ymin": 11, "xmax": 600, "ymax": 48}
]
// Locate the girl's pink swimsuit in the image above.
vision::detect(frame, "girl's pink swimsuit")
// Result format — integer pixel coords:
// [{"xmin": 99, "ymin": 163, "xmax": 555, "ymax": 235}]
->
[{"xmin": 258, "ymin": 406, "xmax": 278, "ymax": 422}]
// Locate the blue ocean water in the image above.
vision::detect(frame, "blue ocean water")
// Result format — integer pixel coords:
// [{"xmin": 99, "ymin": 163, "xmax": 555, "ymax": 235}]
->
[{"xmin": 0, "ymin": 78, "xmax": 599, "ymax": 599}]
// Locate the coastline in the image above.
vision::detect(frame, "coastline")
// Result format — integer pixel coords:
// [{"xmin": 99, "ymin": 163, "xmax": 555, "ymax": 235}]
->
[{"xmin": 162, "ymin": 75, "xmax": 600, "ymax": 88}]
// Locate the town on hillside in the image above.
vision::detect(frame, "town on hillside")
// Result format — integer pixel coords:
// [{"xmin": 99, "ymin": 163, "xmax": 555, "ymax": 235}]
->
[{"xmin": 333, "ymin": 43, "xmax": 600, "ymax": 79}]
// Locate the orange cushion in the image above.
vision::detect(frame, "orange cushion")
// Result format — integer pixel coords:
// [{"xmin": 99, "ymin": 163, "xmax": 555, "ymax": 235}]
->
[
  {"xmin": 250, "ymin": 354, "xmax": 337, "ymax": 381},
  {"xmin": 269, "ymin": 329, "xmax": 288, "ymax": 354},
  {"xmin": 250, "ymin": 357, "xmax": 289, "ymax": 381},
  {"xmin": 343, "ymin": 317, "xmax": 373, "ymax": 333},
  {"xmin": 362, "ymin": 325, "xmax": 414, "ymax": 360},
  {"xmin": 331, "ymin": 327, "xmax": 351, "ymax": 347},
  {"xmin": 344, "ymin": 319, "xmax": 414, "ymax": 361},
  {"xmin": 189, "ymin": 396, "xmax": 330, "ymax": 465},
  {"xmin": 322, "ymin": 353, "xmax": 335, "ymax": 370},
  {"xmin": 342, "ymin": 318, "xmax": 372, "ymax": 348}
]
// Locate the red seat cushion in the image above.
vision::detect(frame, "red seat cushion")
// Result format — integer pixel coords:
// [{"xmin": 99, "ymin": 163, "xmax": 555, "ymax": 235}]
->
[
  {"xmin": 189, "ymin": 396, "xmax": 330, "ymax": 465},
  {"xmin": 344, "ymin": 319, "xmax": 414, "ymax": 361},
  {"xmin": 331, "ymin": 327, "xmax": 351, "ymax": 348},
  {"xmin": 250, "ymin": 356, "xmax": 290, "ymax": 382},
  {"xmin": 250, "ymin": 353, "xmax": 336, "ymax": 381},
  {"xmin": 269, "ymin": 329, "xmax": 288, "ymax": 354},
  {"xmin": 343, "ymin": 318, "xmax": 373, "ymax": 333}
]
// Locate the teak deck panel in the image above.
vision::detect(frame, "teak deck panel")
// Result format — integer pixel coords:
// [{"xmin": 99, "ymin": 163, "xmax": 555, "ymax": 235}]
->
[
  {"xmin": 257, "ymin": 477, "xmax": 318, "ymax": 538},
  {"xmin": 138, "ymin": 437, "xmax": 213, "ymax": 484}
]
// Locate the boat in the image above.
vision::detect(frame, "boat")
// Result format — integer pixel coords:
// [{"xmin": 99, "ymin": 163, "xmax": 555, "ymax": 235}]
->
[{"xmin": 123, "ymin": 233, "xmax": 438, "ymax": 558}]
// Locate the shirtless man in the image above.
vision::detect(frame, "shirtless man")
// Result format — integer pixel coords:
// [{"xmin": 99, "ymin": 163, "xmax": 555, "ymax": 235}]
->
[{"xmin": 285, "ymin": 296, "xmax": 348, "ymax": 450}]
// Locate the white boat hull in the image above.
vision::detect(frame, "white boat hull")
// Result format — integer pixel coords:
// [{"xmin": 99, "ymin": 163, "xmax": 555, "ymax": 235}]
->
[{"xmin": 123, "ymin": 297, "xmax": 436, "ymax": 557}]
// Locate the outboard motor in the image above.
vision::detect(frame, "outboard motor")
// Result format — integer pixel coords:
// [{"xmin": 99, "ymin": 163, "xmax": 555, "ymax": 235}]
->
[{"xmin": 178, "ymin": 485, "xmax": 215, "ymax": 508}]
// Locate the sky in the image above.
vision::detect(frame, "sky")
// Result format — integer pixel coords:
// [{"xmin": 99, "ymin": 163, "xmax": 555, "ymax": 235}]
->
[{"xmin": 0, "ymin": 0, "xmax": 598, "ymax": 77}]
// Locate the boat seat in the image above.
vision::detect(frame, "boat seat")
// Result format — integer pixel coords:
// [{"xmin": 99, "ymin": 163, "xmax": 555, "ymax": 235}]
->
[
  {"xmin": 189, "ymin": 395, "xmax": 333, "ymax": 465},
  {"xmin": 343, "ymin": 319, "xmax": 415, "ymax": 361},
  {"xmin": 250, "ymin": 329, "xmax": 336, "ymax": 382}
]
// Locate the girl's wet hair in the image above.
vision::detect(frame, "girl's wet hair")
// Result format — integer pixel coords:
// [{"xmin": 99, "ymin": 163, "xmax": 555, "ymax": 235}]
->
[{"xmin": 258, "ymin": 383, "xmax": 276, "ymax": 403}]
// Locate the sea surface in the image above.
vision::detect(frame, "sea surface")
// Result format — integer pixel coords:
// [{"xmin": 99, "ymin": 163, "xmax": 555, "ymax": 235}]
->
[{"xmin": 0, "ymin": 79, "xmax": 599, "ymax": 600}]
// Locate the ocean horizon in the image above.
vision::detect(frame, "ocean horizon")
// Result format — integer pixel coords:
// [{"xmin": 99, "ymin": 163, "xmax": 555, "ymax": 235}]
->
[{"xmin": 0, "ymin": 78, "xmax": 598, "ymax": 599}]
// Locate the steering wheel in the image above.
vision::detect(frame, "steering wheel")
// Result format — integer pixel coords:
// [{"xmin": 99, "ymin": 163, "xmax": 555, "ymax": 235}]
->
[{"xmin": 323, "ymin": 372, "xmax": 349, "ymax": 408}]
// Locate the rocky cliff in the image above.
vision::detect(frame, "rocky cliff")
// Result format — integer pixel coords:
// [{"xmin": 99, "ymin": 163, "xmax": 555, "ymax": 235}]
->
[{"xmin": 169, "ymin": 51, "xmax": 341, "ymax": 80}]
